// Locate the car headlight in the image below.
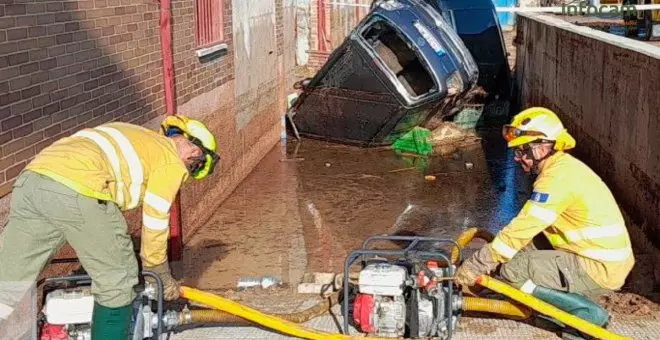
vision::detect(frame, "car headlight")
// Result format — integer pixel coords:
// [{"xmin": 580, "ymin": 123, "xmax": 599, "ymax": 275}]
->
[{"xmin": 446, "ymin": 71, "xmax": 463, "ymax": 96}]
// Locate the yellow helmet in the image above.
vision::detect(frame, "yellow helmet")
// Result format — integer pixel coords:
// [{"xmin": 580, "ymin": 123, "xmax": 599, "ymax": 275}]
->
[
  {"xmin": 502, "ymin": 107, "xmax": 576, "ymax": 151},
  {"xmin": 160, "ymin": 115, "xmax": 220, "ymax": 180}
]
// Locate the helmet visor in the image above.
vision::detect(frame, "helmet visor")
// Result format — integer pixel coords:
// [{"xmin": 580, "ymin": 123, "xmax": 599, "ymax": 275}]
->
[{"xmin": 502, "ymin": 125, "xmax": 547, "ymax": 143}]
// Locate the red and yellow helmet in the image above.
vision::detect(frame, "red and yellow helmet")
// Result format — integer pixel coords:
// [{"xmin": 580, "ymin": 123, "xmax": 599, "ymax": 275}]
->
[
  {"xmin": 502, "ymin": 107, "xmax": 576, "ymax": 151},
  {"xmin": 160, "ymin": 115, "xmax": 220, "ymax": 180}
]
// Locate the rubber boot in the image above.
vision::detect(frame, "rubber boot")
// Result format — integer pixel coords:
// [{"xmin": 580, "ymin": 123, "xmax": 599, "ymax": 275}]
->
[
  {"xmin": 531, "ymin": 286, "xmax": 609, "ymax": 340},
  {"xmin": 91, "ymin": 302, "xmax": 132, "ymax": 340}
]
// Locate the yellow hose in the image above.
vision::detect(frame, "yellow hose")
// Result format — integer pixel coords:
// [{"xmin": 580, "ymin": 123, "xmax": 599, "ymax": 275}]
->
[
  {"xmin": 463, "ymin": 297, "xmax": 532, "ymax": 320},
  {"xmin": 180, "ymin": 286, "xmax": 393, "ymax": 340},
  {"xmin": 451, "ymin": 227, "xmax": 495, "ymax": 264},
  {"xmin": 475, "ymin": 275, "xmax": 632, "ymax": 340},
  {"xmin": 186, "ymin": 310, "xmax": 251, "ymax": 325},
  {"xmin": 449, "ymin": 227, "xmax": 495, "ymax": 297},
  {"xmin": 184, "ymin": 295, "xmax": 338, "ymax": 325}
]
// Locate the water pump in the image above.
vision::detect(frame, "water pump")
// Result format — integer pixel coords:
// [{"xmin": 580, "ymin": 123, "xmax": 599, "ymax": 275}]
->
[
  {"xmin": 342, "ymin": 235, "xmax": 463, "ymax": 339},
  {"xmin": 37, "ymin": 272, "xmax": 166, "ymax": 340}
]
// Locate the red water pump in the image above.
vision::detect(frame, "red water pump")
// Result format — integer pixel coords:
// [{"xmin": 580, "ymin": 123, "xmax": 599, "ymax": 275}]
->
[{"xmin": 343, "ymin": 235, "xmax": 462, "ymax": 339}]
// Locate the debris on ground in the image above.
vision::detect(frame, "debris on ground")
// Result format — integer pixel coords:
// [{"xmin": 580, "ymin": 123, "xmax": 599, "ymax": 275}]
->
[
  {"xmin": 429, "ymin": 122, "xmax": 481, "ymax": 156},
  {"xmin": 599, "ymin": 292, "xmax": 660, "ymax": 319},
  {"xmin": 237, "ymin": 276, "xmax": 282, "ymax": 290},
  {"xmin": 392, "ymin": 127, "xmax": 433, "ymax": 156}
]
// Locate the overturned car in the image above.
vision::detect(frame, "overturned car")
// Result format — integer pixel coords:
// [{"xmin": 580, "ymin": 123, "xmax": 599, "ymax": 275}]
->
[{"xmin": 290, "ymin": 0, "xmax": 480, "ymax": 147}]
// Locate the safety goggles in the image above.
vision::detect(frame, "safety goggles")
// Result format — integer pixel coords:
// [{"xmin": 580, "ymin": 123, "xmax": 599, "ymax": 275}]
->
[
  {"xmin": 166, "ymin": 127, "xmax": 220, "ymax": 177},
  {"xmin": 188, "ymin": 136, "xmax": 220, "ymax": 177},
  {"xmin": 502, "ymin": 125, "xmax": 547, "ymax": 143}
]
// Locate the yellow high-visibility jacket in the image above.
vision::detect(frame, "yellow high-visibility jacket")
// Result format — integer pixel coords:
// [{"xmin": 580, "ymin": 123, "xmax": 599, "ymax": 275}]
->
[
  {"xmin": 25, "ymin": 122, "xmax": 190, "ymax": 267},
  {"xmin": 488, "ymin": 151, "xmax": 634, "ymax": 290}
]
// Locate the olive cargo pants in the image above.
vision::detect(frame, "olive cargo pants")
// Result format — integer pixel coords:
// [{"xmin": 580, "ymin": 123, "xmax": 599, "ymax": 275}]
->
[
  {"xmin": 498, "ymin": 236, "xmax": 610, "ymax": 300},
  {"xmin": 0, "ymin": 171, "xmax": 138, "ymax": 310}
]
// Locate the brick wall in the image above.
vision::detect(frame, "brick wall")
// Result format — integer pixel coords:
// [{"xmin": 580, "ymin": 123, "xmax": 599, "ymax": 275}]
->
[
  {"xmin": 0, "ymin": 0, "xmax": 163, "ymax": 197},
  {"xmin": 0, "ymin": 0, "xmax": 294, "ymax": 285},
  {"xmin": 171, "ymin": 0, "xmax": 233, "ymax": 107}
]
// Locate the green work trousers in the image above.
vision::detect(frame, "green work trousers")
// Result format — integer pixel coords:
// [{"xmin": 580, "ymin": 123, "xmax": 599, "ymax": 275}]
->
[
  {"xmin": 0, "ymin": 170, "xmax": 138, "ymax": 309},
  {"xmin": 498, "ymin": 236, "xmax": 610, "ymax": 300}
]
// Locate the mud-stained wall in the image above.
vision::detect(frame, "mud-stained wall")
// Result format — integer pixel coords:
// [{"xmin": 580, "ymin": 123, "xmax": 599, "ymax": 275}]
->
[
  {"xmin": 515, "ymin": 13, "xmax": 660, "ymax": 285},
  {"xmin": 233, "ymin": 1, "xmax": 279, "ymax": 131}
]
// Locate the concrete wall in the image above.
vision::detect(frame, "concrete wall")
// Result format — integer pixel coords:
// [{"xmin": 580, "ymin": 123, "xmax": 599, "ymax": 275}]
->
[
  {"xmin": 0, "ymin": 0, "xmax": 294, "ymax": 282},
  {"xmin": 514, "ymin": 13, "xmax": 660, "ymax": 285}
]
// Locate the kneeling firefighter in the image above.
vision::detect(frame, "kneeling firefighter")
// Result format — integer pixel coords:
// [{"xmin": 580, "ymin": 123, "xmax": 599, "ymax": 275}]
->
[
  {"xmin": 456, "ymin": 107, "xmax": 635, "ymax": 337},
  {"xmin": 0, "ymin": 115, "xmax": 220, "ymax": 339}
]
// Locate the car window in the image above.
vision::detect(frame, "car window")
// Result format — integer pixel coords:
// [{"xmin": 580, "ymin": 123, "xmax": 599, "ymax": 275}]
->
[{"xmin": 361, "ymin": 19, "xmax": 437, "ymax": 99}]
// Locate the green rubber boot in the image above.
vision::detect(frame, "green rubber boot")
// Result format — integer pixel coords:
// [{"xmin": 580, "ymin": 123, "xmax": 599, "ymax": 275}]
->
[
  {"xmin": 91, "ymin": 302, "xmax": 132, "ymax": 340},
  {"xmin": 531, "ymin": 286, "xmax": 609, "ymax": 340}
]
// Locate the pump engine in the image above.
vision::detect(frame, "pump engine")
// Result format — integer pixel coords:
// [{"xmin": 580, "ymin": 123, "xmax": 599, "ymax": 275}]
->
[{"xmin": 343, "ymin": 236, "xmax": 463, "ymax": 339}]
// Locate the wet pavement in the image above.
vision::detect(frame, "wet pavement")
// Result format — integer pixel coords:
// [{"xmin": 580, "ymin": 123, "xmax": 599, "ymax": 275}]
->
[{"xmin": 180, "ymin": 115, "xmax": 534, "ymax": 291}]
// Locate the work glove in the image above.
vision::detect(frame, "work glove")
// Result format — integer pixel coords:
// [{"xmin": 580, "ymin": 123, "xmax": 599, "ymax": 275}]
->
[
  {"xmin": 144, "ymin": 262, "xmax": 180, "ymax": 301},
  {"xmin": 455, "ymin": 245, "xmax": 500, "ymax": 287}
]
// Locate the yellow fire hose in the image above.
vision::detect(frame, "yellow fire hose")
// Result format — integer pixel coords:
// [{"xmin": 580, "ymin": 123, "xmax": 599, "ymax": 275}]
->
[
  {"xmin": 182, "ymin": 294, "xmax": 531, "ymax": 325},
  {"xmin": 463, "ymin": 297, "xmax": 531, "ymax": 320},
  {"xmin": 177, "ymin": 227, "xmax": 624, "ymax": 340},
  {"xmin": 180, "ymin": 286, "xmax": 393, "ymax": 340},
  {"xmin": 476, "ymin": 275, "xmax": 632, "ymax": 340},
  {"xmin": 181, "ymin": 294, "xmax": 339, "ymax": 325},
  {"xmin": 451, "ymin": 227, "xmax": 495, "ymax": 264},
  {"xmin": 450, "ymin": 227, "xmax": 495, "ymax": 297}
]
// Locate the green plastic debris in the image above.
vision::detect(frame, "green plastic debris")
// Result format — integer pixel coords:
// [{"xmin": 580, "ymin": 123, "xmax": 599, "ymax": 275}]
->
[{"xmin": 392, "ymin": 127, "xmax": 433, "ymax": 156}]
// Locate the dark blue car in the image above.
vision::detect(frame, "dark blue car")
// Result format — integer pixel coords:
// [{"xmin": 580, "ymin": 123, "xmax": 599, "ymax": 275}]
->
[{"xmin": 291, "ymin": 0, "xmax": 479, "ymax": 146}]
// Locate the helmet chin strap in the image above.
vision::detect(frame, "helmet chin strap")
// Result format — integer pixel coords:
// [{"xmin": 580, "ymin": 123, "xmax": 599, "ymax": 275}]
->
[{"xmin": 525, "ymin": 142, "xmax": 555, "ymax": 175}]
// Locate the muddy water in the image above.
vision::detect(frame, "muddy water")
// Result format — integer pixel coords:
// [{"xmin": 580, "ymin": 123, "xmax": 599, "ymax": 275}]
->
[{"xmin": 182, "ymin": 125, "xmax": 533, "ymax": 291}]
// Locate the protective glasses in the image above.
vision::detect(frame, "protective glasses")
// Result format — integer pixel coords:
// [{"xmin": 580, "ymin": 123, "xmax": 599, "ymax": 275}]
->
[
  {"xmin": 502, "ymin": 125, "xmax": 547, "ymax": 143},
  {"xmin": 187, "ymin": 136, "xmax": 220, "ymax": 176},
  {"xmin": 166, "ymin": 127, "xmax": 220, "ymax": 177}
]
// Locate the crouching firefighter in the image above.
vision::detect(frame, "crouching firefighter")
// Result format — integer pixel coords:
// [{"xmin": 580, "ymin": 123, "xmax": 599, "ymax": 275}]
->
[
  {"xmin": 455, "ymin": 107, "xmax": 635, "ymax": 338},
  {"xmin": 0, "ymin": 115, "xmax": 220, "ymax": 339}
]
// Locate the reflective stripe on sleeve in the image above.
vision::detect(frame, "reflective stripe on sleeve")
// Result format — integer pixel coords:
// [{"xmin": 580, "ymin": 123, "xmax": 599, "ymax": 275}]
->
[
  {"xmin": 528, "ymin": 204, "xmax": 558, "ymax": 224},
  {"xmin": 143, "ymin": 213, "xmax": 169, "ymax": 231},
  {"xmin": 144, "ymin": 192, "xmax": 172, "ymax": 214},
  {"xmin": 492, "ymin": 237, "xmax": 518, "ymax": 260}
]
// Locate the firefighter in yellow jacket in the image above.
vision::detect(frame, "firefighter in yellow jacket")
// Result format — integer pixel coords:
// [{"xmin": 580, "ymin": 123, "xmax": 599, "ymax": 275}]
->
[
  {"xmin": 456, "ymin": 107, "xmax": 634, "ymax": 331},
  {"xmin": 0, "ymin": 115, "xmax": 219, "ymax": 339}
]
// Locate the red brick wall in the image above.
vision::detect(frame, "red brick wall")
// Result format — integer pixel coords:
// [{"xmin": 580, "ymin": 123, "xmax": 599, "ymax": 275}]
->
[
  {"xmin": 0, "ymin": 0, "xmax": 294, "ymax": 278},
  {"xmin": 0, "ymin": 0, "xmax": 163, "ymax": 196},
  {"xmin": 171, "ymin": 0, "xmax": 233, "ymax": 106}
]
